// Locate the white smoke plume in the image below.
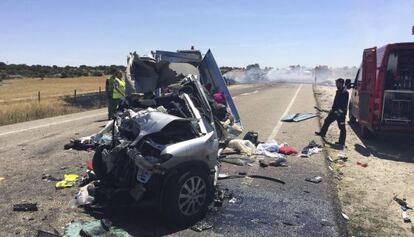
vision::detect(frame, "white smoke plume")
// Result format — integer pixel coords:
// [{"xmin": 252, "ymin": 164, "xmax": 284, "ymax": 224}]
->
[{"xmin": 224, "ymin": 65, "xmax": 358, "ymax": 86}]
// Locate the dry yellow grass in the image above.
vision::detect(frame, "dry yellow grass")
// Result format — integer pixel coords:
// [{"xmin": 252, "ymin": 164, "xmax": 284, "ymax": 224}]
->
[
  {"xmin": 0, "ymin": 76, "xmax": 107, "ymax": 125},
  {"xmin": 0, "ymin": 76, "xmax": 107, "ymax": 101}
]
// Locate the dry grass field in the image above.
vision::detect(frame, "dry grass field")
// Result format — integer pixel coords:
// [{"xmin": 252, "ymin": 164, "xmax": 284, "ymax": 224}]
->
[
  {"xmin": 0, "ymin": 76, "xmax": 106, "ymax": 101},
  {"xmin": 0, "ymin": 76, "xmax": 107, "ymax": 126}
]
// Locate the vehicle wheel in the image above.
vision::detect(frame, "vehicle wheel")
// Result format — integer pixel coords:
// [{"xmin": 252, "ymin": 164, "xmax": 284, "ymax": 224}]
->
[
  {"xmin": 163, "ymin": 169, "xmax": 213, "ymax": 226},
  {"xmin": 360, "ymin": 125, "xmax": 372, "ymax": 139}
]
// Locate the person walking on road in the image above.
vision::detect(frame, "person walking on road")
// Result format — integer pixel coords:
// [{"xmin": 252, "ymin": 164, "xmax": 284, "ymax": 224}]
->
[
  {"xmin": 315, "ymin": 78, "xmax": 349, "ymax": 147},
  {"xmin": 105, "ymin": 70, "xmax": 125, "ymax": 120}
]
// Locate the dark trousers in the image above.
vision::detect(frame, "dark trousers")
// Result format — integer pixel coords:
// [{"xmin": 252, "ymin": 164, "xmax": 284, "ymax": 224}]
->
[
  {"xmin": 108, "ymin": 98, "xmax": 120, "ymax": 120},
  {"xmin": 320, "ymin": 112, "xmax": 346, "ymax": 145}
]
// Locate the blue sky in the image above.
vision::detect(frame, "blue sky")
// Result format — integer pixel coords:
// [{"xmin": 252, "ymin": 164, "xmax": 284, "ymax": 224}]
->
[{"xmin": 0, "ymin": 0, "xmax": 413, "ymax": 67}]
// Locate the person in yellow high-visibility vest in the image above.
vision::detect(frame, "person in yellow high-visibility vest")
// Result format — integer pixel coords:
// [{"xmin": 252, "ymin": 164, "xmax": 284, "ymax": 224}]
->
[{"xmin": 105, "ymin": 70, "xmax": 125, "ymax": 119}]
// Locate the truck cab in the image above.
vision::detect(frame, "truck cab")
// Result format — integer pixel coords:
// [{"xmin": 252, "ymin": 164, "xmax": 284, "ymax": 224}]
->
[{"xmin": 349, "ymin": 42, "xmax": 414, "ymax": 137}]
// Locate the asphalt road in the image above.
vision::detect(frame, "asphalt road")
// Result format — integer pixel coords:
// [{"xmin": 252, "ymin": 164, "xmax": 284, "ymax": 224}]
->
[{"xmin": 0, "ymin": 84, "xmax": 345, "ymax": 237}]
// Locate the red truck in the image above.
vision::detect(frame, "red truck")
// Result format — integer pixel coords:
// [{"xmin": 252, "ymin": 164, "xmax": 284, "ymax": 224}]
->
[{"xmin": 348, "ymin": 42, "xmax": 414, "ymax": 137}]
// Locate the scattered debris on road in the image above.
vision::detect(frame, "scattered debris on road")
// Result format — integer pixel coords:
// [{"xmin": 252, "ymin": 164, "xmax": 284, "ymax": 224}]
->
[
  {"xmin": 255, "ymin": 140, "xmax": 286, "ymax": 158},
  {"xmin": 243, "ymin": 131, "xmax": 259, "ymax": 145},
  {"xmin": 191, "ymin": 221, "xmax": 213, "ymax": 232},
  {"xmin": 305, "ymin": 176, "xmax": 322, "ymax": 183},
  {"xmin": 281, "ymin": 112, "xmax": 318, "ymax": 122},
  {"xmin": 300, "ymin": 140, "xmax": 322, "ymax": 157},
  {"xmin": 217, "ymin": 173, "xmax": 285, "ymax": 184},
  {"xmin": 41, "ymin": 174, "xmax": 62, "ymax": 182},
  {"xmin": 55, "ymin": 174, "xmax": 79, "ymax": 189},
  {"xmin": 64, "ymin": 220, "xmax": 130, "ymax": 237},
  {"xmin": 394, "ymin": 196, "xmax": 412, "ymax": 223},
  {"xmin": 13, "ymin": 203, "xmax": 38, "ymax": 212},
  {"xmin": 36, "ymin": 230, "xmax": 60, "ymax": 237},
  {"xmin": 341, "ymin": 212, "xmax": 350, "ymax": 221}
]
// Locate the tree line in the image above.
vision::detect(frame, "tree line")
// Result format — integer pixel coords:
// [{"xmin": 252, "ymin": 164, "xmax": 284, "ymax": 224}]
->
[{"xmin": 0, "ymin": 62, "xmax": 125, "ymax": 80}]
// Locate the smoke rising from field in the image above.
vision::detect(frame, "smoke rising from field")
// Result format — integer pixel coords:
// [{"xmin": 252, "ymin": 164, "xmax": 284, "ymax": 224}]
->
[{"xmin": 224, "ymin": 65, "xmax": 357, "ymax": 85}]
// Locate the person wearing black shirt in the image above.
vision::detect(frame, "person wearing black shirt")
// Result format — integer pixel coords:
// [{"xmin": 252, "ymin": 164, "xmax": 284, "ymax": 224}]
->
[{"xmin": 315, "ymin": 78, "xmax": 349, "ymax": 146}]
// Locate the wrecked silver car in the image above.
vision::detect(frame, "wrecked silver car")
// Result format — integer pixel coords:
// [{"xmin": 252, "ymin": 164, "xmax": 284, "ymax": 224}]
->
[{"xmin": 76, "ymin": 49, "xmax": 242, "ymax": 225}]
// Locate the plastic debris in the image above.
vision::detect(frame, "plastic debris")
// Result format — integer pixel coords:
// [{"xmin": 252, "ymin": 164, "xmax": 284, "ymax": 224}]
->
[
  {"xmin": 305, "ymin": 176, "xmax": 322, "ymax": 183},
  {"xmin": 402, "ymin": 211, "xmax": 411, "ymax": 223},
  {"xmin": 13, "ymin": 203, "xmax": 38, "ymax": 212},
  {"xmin": 342, "ymin": 212, "xmax": 350, "ymax": 220},
  {"xmin": 42, "ymin": 174, "xmax": 62, "ymax": 182},
  {"xmin": 228, "ymin": 139, "xmax": 256, "ymax": 156},
  {"xmin": 191, "ymin": 221, "xmax": 213, "ymax": 232},
  {"xmin": 55, "ymin": 174, "xmax": 79, "ymax": 189},
  {"xmin": 72, "ymin": 183, "xmax": 95, "ymax": 207},
  {"xmin": 229, "ymin": 197, "xmax": 238, "ymax": 204},
  {"xmin": 394, "ymin": 196, "xmax": 412, "ymax": 210},
  {"xmin": 394, "ymin": 196, "xmax": 412, "ymax": 222}
]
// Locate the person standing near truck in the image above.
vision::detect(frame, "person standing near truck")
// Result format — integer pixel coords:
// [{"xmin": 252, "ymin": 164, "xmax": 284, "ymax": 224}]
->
[
  {"xmin": 105, "ymin": 70, "xmax": 125, "ymax": 120},
  {"xmin": 315, "ymin": 78, "xmax": 349, "ymax": 147}
]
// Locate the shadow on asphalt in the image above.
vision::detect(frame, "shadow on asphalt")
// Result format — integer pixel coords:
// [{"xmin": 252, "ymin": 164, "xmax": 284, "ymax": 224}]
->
[{"xmin": 348, "ymin": 122, "xmax": 414, "ymax": 163}]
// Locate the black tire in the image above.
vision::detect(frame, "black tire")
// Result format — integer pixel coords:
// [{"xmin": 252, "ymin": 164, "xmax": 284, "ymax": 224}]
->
[{"xmin": 162, "ymin": 168, "xmax": 213, "ymax": 226}]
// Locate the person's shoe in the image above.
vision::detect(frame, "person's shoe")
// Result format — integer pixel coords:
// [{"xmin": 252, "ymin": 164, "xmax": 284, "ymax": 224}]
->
[
  {"xmin": 314, "ymin": 131, "xmax": 325, "ymax": 137},
  {"xmin": 335, "ymin": 142, "xmax": 345, "ymax": 149}
]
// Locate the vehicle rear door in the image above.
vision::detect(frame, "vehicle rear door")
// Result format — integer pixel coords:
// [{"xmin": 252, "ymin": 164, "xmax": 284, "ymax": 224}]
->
[{"xmin": 359, "ymin": 47, "xmax": 377, "ymax": 126}]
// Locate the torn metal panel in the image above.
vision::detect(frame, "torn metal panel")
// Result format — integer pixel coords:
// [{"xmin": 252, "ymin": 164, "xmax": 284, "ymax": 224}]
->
[
  {"xmin": 281, "ymin": 112, "xmax": 318, "ymax": 122},
  {"xmin": 199, "ymin": 50, "xmax": 242, "ymax": 126}
]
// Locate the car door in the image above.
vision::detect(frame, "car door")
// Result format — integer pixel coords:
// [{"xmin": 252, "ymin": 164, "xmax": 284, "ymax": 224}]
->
[
  {"xmin": 350, "ymin": 67, "xmax": 361, "ymax": 119},
  {"xmin": 359, "ymin": 47, "xmax": 377, "ymax": 126},
  {"xmin": 198, "ymin": 50, "xmax": 242, "ymax": 126}
]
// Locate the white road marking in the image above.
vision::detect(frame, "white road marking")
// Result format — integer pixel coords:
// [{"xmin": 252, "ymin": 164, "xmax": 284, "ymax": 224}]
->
[
  {"xmin": 0, "ymin": 112, "xmax": 106, "ymax": 137},
  {"xmin": 266, "ymin": 84, "xmax": 302, "ymax": 142},
  {"xmin": 239, "ymin": 90, "xmax": 259, "ymax": 96},
  {"xmin": 244, "ymin": 84, "xmax": 303, "ymax": 186}
]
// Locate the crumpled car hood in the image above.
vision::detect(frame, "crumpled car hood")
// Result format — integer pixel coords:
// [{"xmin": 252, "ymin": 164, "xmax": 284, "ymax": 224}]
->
[{"xmin": 123, "ymin": 108, "xmax": 192, "ymax": 143}]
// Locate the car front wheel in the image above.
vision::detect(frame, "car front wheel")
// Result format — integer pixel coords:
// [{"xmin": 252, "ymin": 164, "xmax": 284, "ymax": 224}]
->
[{"xmin": 163, "ymin": 169, "xmax": 213, "ymax": 226}]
